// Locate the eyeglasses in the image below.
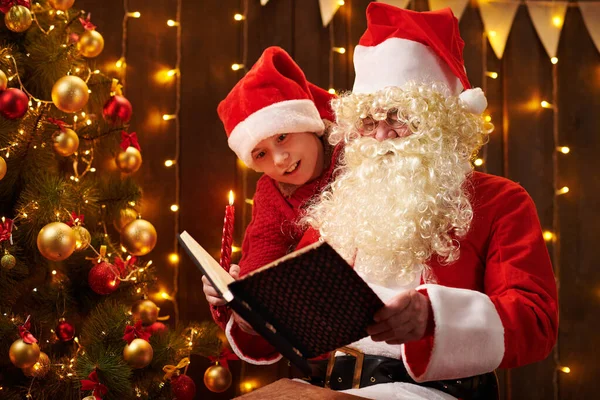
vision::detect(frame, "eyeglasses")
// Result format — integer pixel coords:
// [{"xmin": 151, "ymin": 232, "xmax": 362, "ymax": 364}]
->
[{"xmin": 356, "ymin": 108, "xmax": 406, "ymax": 134}]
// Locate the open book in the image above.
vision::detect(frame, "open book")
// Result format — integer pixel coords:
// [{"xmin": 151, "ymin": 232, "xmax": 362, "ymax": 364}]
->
[{"xmin": 178, "ymin": 231, "xmax": 384, "ymax": 375}]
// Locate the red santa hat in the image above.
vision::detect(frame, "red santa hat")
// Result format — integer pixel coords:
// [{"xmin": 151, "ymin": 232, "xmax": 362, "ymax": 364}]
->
[
  {"xmin": 353, "ymin": 4, "xmax": 487, "ymax": 114},
  {"xmin": 218, "ymin": 47, "xmax": 335, "ymax": 169}
]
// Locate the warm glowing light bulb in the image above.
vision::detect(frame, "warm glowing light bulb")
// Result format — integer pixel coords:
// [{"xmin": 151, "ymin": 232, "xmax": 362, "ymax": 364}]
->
[
  {"xmin": 328, "ymin": 88, "xmax": 336, "ymax": 94},
  {"xmin": 161, "ymin": 292, "xmax": 170, "ymax": 299},
  {"xmin": 130, "ymin": 11, "xmax": 141, "ymax": 18},
  {"xmin": 489, "ymin": 30, "xmax": 497, "ymax": 37},
  {"xmin": 167, "ymin": 69, "xmax": 178, "ymax": 77},
  {"xmin": 169, "ymin": 253, "xmax": 179, "ymax": 264},
  {"xmin": 556, "ymin": 186, "xmax": 569, "ymax": 195},
  {"xmin": 167, "ymin": 20, "xmax": 178, "ymax": 27},
  {"xmin": 338, "ymin": 0, "xmax": 345, "ymax": 5},
  {"xmin": 116, "ymin": 58, "xmax": 124, "ymax": 68},
  {"xmin": 164, "ymin": 159, "xmax": 175, "ymax": 167},
  {"xmin": 163, "ymin": 114, "xmax": 176, "ymax": 121},
  {"xmin": 52, "ymin": 270, "xmax": 57, "ymax": 275},
  {"xmin": 234, "ymin": 13, "xmax": 245, "ymax": 21},
  {"xmin": 332, "ymin": 47, "xmax": 346, "ymax": 54},
  {"xmin": 551, "ymin": 57, "xmax": 558, "ymax": 65},
  {"xmin": 170, "ymin": 204, "xmax": 179, "ymax": 212},
  {"xmin": 474, "ymin": 158, "xmax": 484, "ymax": 167},
  {"xmin": 552, "ymin": 16, "xmax": 562, "ymax": 28},
  {"xmin": 540, "ymin": 101, "xmax": 552, "ymax": 109},
  {"xmin": 485, "ymin": 71, "xmax": 498, "ymax": 79},
  {"xmin": 558, "ymin": 146, "xmax": 570, "ymax": 154},
  {"xmin": 484, "ymin": 115, "xmax": 492, "ymax": 123},
  {"xmin": 559, "ymin": 366, "xmax": 571, "ymax": 374},
  {"xmin": 543, "ymin": 231, "xmax": 555, "ymax": 241},
  {"xmin": 231, "ymin": 63, "xmax": 244, "ymax": 71}
]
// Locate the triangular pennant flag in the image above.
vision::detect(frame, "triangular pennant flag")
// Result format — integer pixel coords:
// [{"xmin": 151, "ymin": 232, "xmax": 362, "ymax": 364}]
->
[
  {"xmin": 578, "ymin": 3, "xmax": 600, "ymax": 55},
  {"xmin": 527, "ymin": 1, "xmax": 568, "ymax": 59},
  {"xmin": 376, "ymin": 0, "xmax": 411, "ymax": 9},
  {"xmin": 319, "ymin": 0, "xmax": 342, "ymax": 27},
  {"xmin": 478, "ymin": 0, "xmax": 520, "ymax": 59},
  {"xmin": 429, "ymin": 0, "xmax": 469, "ymax": 20},
  {"xmin": 260, "ymin": 0, "xmax": 269, "ymax": 5}
]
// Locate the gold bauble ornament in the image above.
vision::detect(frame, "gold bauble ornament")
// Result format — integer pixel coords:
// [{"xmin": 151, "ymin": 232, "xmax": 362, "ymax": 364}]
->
[
  {"xmin": 37, "ymin": 222, "xmax": 76, "ymax": 261},
  {"xmin": 0, "ymin": 70, "xmax": 7, "ymax": 91},
  {"xmin": 0, "ymin": 156, "xmax": 6, "ymax": 180},
  {"xmin": 51, "ymin": 75, "xmax": 89, "ymax": 113},
  {"xmin": 121, "ymin": 218, "xmax": 157, "ymax": 256},
  {"xmin": 204, "ymin": 363, "xmax": 232, "ymax": 393},
  {"xmin": 9, "ymin": 339, "xmax": 40, "ymax": 369},
  {"xmin": 49, "ymin": 0, "xmax": 75, "ymax": 11},
  {"xmin": 52, "ymin": 128, "xmax": 80, "ymax": 157},
  {"xmin": 114, "ymin": 207, "xmax": 137, "ymax": 232},
  {"xmin": 123, "ymin": 338, "xmax": 153, "ymax": 369},
  {"xmin": 133, "ymin": 300, "xmax": 159, "ymax": 325},
  {"xmin": 72, "ymin": 225, "xmax": 91, "ymax": 251},
  {"xmin": 5, "ymin": 5, "xmax": 32, "ymax": 33},
  {"xmin": 1, "ymin": 251, "xmax": 16, "ymax": 269},
  {"xmin": 116, "ymin": 146, "xmax": 142, "ymax": 174},
  {"xmin": 77, "ymin": 29, "xmax": 104, "ymax": 58},
  {"xmin": 22, "ymin": 351, "xmax": 50, "ymax": 378}
]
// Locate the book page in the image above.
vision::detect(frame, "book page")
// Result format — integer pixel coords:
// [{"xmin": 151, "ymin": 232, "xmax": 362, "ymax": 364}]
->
[{"xmin": 178, "ymin": 231, "xmax": 234, "ymax": 302}]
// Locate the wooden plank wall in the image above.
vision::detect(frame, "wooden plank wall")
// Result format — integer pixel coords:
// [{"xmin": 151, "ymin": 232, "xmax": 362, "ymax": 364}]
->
[{"xmin": 80, "ymin": 0, "xmax": 599, "ymax": 398}]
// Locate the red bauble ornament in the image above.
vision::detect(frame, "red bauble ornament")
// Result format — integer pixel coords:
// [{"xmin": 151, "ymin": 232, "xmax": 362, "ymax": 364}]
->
[
  {"xmin": 171, "ymin": 374, "xmax": 196, "ymax": 400},
  {"xmin": 88, "ymin": 261, "xmax": 121, "ymax": 295},
  {"xmin": 145, "ymin": 322, "xmax": 167, "ymax": 335},
  {"xmin": 0, "ymin": 88, "xmax": 29, "ymax": 119},
  {"xmin": 103, "ymin": 95, "xmax": 132, "ymax": 123},
  {"xmin": 56, "ymin": 318, "xmax": 75, "ymax": 341}
]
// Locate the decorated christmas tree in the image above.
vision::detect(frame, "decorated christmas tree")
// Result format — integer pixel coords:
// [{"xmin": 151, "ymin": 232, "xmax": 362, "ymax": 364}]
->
[{"xmin": 0, "ymin": 1, "xmax": 226, "ymax": 398}]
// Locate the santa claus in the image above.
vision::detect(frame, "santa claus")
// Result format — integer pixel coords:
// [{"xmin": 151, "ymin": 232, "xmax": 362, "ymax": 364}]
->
[{"xmin": 225, "ymin": 4, "xmax": 558, "ymax": 400}]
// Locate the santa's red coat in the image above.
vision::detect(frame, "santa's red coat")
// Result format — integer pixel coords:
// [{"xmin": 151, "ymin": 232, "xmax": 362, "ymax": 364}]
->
[{"xmin": 225, "ymin": 172, "xmax": 558, "ymax": 391}]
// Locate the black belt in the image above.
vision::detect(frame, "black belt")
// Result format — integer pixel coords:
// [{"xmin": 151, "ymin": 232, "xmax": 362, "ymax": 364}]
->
[{"xmin": 298, "ymin": 355, "xmax": 498, "ymax": 400}]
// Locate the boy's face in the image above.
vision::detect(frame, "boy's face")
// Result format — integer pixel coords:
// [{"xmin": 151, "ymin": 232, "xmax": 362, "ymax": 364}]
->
[{"xmin": 251, "ymin": 132, "xmax": 324, "ymax": 185}]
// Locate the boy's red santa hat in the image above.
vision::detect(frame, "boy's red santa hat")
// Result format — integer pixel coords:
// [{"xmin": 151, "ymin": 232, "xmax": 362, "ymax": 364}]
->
[
  {"xmin": 218, "ymin": 47, "xmax": 335, "ymax": 169},
  {"xmin": 353, "ymin": 3, "xmax": 487, "ymax": 114}
]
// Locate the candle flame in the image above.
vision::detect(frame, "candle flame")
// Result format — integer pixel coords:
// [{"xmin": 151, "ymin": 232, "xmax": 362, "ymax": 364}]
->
[{"xmin": 229, "ymin": 190, "xmax": 234, "ymax": 205}]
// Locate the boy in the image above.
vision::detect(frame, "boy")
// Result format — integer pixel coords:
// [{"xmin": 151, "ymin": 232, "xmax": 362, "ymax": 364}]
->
[{"xmin": 204, "ymin": 47, "xmax": 341, "ymax": 334}]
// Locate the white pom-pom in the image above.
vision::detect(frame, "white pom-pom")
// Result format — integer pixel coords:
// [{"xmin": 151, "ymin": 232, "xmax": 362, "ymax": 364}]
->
[{"xmin": 459, "ymin": 88, "xmax": 488, "ymax": 115}]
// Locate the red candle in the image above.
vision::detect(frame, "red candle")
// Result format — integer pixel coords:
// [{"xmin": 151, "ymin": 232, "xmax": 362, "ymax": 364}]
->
[{"xmin": 219, "ymin": 191, "xmax": 235, "ymax": 271}]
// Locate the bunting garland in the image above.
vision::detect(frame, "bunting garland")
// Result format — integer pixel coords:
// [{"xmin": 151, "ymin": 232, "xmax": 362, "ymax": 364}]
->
[
  {"xmin": 429, "ymin": 0, "xmax": 469, "ymax": 20},
  {"xmin": 527, "ymin": 1, "xmax": 568, "ymax": 59},
  {"xmin": 578, "ymin": 2, "xmax": 600, "ymax": 54},
  {"xmin": 318, "ymin": 0, "xmax": 343, "ymax": 27},
  {"xmin": 478, "ymin": 0, "xmax": 520, "ymax": 59}
]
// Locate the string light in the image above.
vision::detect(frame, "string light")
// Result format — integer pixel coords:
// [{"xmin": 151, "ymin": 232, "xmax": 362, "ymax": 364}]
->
[
  {"xmin": 474, "ymin": 158, "xmax": 484, "ymax": 167},
  {"xmin": 52, "ymin": 270, "xmax": 57, "ymax": 275},
  {"xmin": 167, "ymin": 19, "xmax": 179, "ymax": 27},
  {"xmin": 115, "ymin": 58, "xmax": 125, "ymax": 68},
  {"xmin": 551, "ymin": 57, "xmax": 558, "ymax": 64},
  {"xmin": 556, "ymin": 186, "xmax": 569, "ymax": 195},
  {"xmin": 127, "ymin": 11, "xmax": 141, "ymax": 18},
  {"xmin": 541, "ymin": 100, "xmax": 553, "ymax": 109},
  {"xmin": 162, "ymin": 114, "xmax": 176, "ymax": 121},
  {"xmin": 484, "ymin": 115, "xmax": 492, "ymax": 123},
  {"xmin": 166, "ymin": 69, "xmax": 179, "ymax": 77},
  {"xmin": 552, "ymin": 16, "xmax": 563, "ymax": 28},
  {"xmin": 231, "ymin": 63, "xmax": 244, "ymax": 71},
  {"xmin": 328, "ymin": 88, "xmax": 336, "ymax": 94},
  {"xmin": 164, "ymin": 159, "xmax": 176, "ymax": 167},
  {"xmin": 337, "ymin": 0, "xmax": 345, "ymax": 5},
  {"xmin": 169, "ymin": 253, "xmax": 179, "ymax": 265},
  {"xmin": 332, "ymin": 47, "xmax": 346, "ymax": 54},
  {"xmin": 485, "ymin": 71, "xmax": 498, "ymax": 79},
  {"xmin": 543, "ymin": 231, "xmax": 555, "ymax": 242},
  {"xmin": 559, "ymin": 366, "xmax": 571, "ymax": 374},
  {"xmin": 234, "ymin": 13, "xmax": 245, "ymax": 21},
  {"xmin": 170, "ymin": 204, "xmax": 179, "ymax": 212},
  {"xmin": 557, "ymin": 146, "xmax": 570, "ymax": 154}
]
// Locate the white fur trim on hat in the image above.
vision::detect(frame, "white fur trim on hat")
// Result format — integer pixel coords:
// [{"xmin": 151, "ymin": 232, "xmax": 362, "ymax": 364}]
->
[
  {"xmin": 228, "ymin": 99, "xmax": 325, "ymax": 169},
  {"xmin": 459, "ymin": 88, "xmax": 488, "ymax": 114},
  {"xmin": 402, "ymin": 284, "xmax": 504, "ymax": 382},
  {"xmin": 353, "ymin": 38, "xmax": 463, "ymax": 95}
]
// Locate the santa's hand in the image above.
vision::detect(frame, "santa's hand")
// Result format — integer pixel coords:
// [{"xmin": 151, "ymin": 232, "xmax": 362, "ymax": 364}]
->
[
  {"xmin": 202, "ymin": 264, "xmax": 241, "ymax": 306},
  {"xmin": 367, "ymin": 289, "xmax": 430, "ymax": 345}
]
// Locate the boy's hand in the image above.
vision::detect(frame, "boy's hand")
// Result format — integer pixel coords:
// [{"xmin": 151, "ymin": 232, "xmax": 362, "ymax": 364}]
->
[{"xmin": 202, "ymin": 264, "xmax": 241, "ymax": 307}]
